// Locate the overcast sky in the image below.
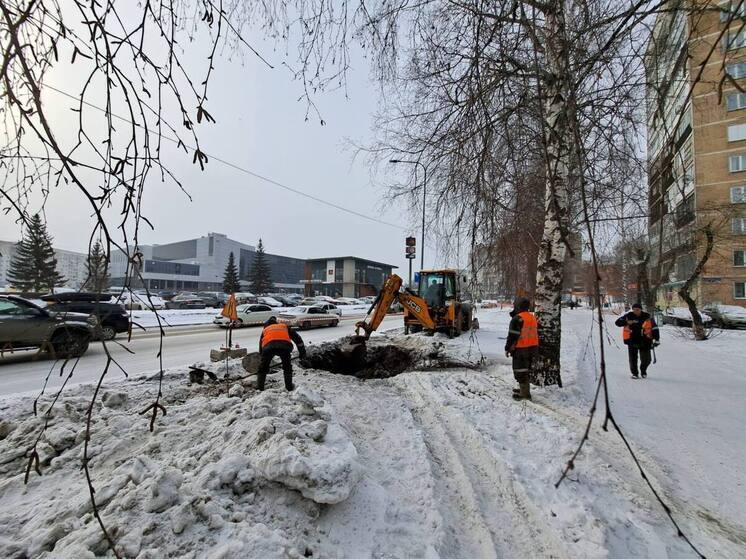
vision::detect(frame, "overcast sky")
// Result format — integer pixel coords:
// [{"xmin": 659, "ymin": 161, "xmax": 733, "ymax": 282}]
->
[{"xmin": 0, "ymin": 21, "xmax": 443, "ymax": 274}]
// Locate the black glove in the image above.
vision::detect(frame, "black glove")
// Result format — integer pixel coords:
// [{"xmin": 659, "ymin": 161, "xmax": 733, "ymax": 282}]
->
[{"xmin": 652, "ymin": 341, "xmax": 660, "ymax": 347}]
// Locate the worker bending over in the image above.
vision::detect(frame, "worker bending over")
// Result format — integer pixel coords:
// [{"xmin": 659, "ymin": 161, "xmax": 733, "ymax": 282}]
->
[
  {"xmin": 505, "ymin": 297, "xmax": 539, "ymax": 401},
  {"xmin": 258, "ymin": 316, "xmax": 306, "ymax": 391}
]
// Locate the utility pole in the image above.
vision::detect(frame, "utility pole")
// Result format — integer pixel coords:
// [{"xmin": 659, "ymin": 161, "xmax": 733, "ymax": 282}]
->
[{"xmin": 390, "ymin": 159, "xmax": 427, "ymax": 271}]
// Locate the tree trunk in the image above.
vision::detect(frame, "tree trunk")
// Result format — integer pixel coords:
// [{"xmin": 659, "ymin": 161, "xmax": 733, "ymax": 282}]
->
[
  {"xmin": 677, "ymin": 227, "xmax": 714, "ymax": 341},
  {"xmin": 532, "ymin": 0, "xmax": 571, "ymax": 387}
]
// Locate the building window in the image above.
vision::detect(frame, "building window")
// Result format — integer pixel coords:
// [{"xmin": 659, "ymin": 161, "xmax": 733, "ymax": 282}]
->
[
  {"xmin": 732, "ymin": 185, "xmax": 746, "ymax": 202},
  {"xmin": 728, "ymin": 123, "xmax": 746, "ymax": 141},
  {"xmin": 722, "ymin": 1, "xmax": 746, "ymax": 22},
  {"xmin": 733, "ymin": 217, "xmax": 746, "ymax": 234},
  {"xmin": 729, "ymin": 154, "xmax": 746, "ymax": 171},
  {"xmin": 727, "ymin": 92, "xmax": 746, "ymax": 111},
  {"xmin": 735, "ymin": 249, "xmax": 746, "ymax": 266},
  {"xmin": 736, "ymin": 282, "xmax": 746, "ymax": 299},
  {"xmin": 724, "ymin": 29, "xmax": 746, "ymax": 50},
  {"xmin": 726, "ymin": 61, "xmax": 746, "ymax": 79}
]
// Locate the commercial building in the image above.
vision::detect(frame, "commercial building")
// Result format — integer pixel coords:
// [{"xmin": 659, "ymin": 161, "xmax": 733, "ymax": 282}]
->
[
  {"xmin": 110, "ymin": 233, "xmax": 306, "ymax": 292},
  {"xmin": 646, "ymin": 3, "xmax": 746, "ymax": 308},
  {"xmin": 0, "ymin": 239, "xmax": 88, "ymax": 290},
  {"xmin": 304, "ymin": 257, "xmax": 397, "ymax": 298}
]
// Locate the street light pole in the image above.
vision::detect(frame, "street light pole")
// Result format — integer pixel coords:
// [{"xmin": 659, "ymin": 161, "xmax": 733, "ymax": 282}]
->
[{"xmin": 390, "ymin": 158, "xmax": 427, "ymax": 271}]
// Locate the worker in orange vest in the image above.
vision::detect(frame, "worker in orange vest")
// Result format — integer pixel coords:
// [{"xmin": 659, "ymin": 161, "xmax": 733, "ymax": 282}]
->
[
  {"xmin": 615, "ymin": 302, "xmax": 660, "ymax": 379},
  {"xmin": 505, "ymin": 297, "xmax": 539, "ymax": 400},
  {"xmin": 257, "ymin": 316, "xmax": 307, "ymax": 391}
]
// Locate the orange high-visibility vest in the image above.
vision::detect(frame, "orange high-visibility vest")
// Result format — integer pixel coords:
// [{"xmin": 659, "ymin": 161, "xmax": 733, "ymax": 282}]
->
[
  {"xmin": 623, "ymin": 325, "xmax": 632, "ymax": 341},
  {"xmin": 642, "ymin": 319, "xmax": 654, "ymax": 339},
  {"xmin": 261, "ymin": 323, "xmax": 292, "ymax": 347},
  {"xmin": 516, "ymin": 311, "xmax": 539, "ymax": 348}
]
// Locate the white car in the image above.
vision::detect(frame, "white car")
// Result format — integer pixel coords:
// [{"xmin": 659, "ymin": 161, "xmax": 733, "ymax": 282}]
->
[
  {"xmin": 257, "ymin": 296, "xmax": 284, "ymax": 308},
  {"xmin": 213, "ymin": 304, "xmax": 278, "ymax": 328},
  {"xmin": 312, "ymin": 295, "xmax": 336, "ymax": 303},
  {"xmin": 117, "ymin": 291, "xmax": 166, "ymax": 310},
  {"xmin": 277, "ymin": 306, "xmax": 340, "ymax": 329},
  {"xmin": 313, "ymin": 302, "xmax": 342, "ymax": 316},
  {"xmin": 660, "ymin": 307, "xmax": 712, "ymax": 327}
]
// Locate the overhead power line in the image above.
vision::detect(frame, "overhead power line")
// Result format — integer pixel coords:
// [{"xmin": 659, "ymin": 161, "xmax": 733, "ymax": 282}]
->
[{"xmin": 43, "ymin": 84, "xmax": 406, "ymax": 231}]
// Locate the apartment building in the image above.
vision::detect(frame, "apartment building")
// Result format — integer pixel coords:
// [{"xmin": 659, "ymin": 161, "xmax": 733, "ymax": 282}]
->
[{"xmin": 646, "ymin": 1, "xmax": 746, "ymax": 308}]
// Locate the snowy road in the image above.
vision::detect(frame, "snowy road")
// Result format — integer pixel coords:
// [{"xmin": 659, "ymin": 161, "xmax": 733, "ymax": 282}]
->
[{"xmin": 0, "ymin": 315, "xmax": 402, "ymax": 397}]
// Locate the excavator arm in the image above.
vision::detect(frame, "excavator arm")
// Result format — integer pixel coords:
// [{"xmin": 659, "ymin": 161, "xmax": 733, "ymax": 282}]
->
[{"xmin": 355, "ymin": 274, "xmax": 436, "ymax": 339}]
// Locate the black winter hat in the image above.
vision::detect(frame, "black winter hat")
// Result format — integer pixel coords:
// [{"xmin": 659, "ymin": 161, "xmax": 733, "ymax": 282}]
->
[
  {"xmin": 513, "ymin": 297, "xmax": 531, "ymax": 312},
  {"xmin": 631, "ymin": 303, "xmax": 642, "ymax": 309}
]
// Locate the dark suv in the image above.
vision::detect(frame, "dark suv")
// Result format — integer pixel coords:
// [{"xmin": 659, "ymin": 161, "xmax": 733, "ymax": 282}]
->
[
  {"xmin": 0, "ymin": 295, "xmax": 94, "ymax": 358},
  {"xmin": 42, "ymin": 294, "xmax": 129, "ymax": 340}
]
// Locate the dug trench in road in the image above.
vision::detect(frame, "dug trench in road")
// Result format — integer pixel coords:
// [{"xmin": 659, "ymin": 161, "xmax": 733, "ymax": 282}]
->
[{"xmin": 0, "ymin": 315, "xmax": 403, "ymax": 397}]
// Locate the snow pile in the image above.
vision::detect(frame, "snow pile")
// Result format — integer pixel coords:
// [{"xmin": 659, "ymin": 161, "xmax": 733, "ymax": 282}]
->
[{"xmin": 0, "ymin": 370, "xmax": 361, "ymax": 558}]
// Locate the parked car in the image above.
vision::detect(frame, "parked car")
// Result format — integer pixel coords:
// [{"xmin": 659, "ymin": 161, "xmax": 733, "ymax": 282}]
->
[
  {"xmin": 158, "ymin": 290, "xmax": 177, "ymax": 301},
  {"xmin": 313, "ymin": 295, "xmax": 336, "ymax": 303},
  {"xmin": 660, "ymin": 307, "xmax": 713, "ymax": 327},
  {"xmin": 277, "ymin": 306, "xmax": 340, "ymax": 329},
  {"xmin": 117, "ymin": 291, "xmax": 166, "ymax": 310},
  {"xmin": 311, "ymin": 302, "xmax": 342, "ymax": 317},
  {"xmin": 166, "ymin": 295, "xmax": 206, "ymax": 310},
  {"xmin": 0, "ymin": 295, "xmax": 94, "ymax": 358},
  {"xmin": 359, "ymin": 296, "xmax": 377, "ymax": 305},
  {"xmin": 702, "ymin": 304, "xmax": 746, "ymax": 329},
  {"xmin": 300, "ymin": 297, "xmax": 319, "ymax": 306},
  {"xmin": 197, "ymin": 292, "xmax": 226, "ymax": 308},
  {"xmin": 268, "ymin": 294, "xmax": 297, "ymax": 307},
  {"xmin": 41, "ymin": 293, "xmax": 129, "ymax": 341},
  {"xmin": 257, "ymin": 296, "xmax": 284, "ymax": 308},
  {"xmin": 213, "ymin": 304, "xmax": 278, "ymax": 328},
  {"xmin": 234, "ymin": 292, "xmax": 258, "ymax": 304}
]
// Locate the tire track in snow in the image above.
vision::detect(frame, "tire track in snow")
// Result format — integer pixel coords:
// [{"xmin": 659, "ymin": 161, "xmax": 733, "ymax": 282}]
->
[{"xmin": 399, "ymin": 373, "xmax": 571, "ymax": 559}]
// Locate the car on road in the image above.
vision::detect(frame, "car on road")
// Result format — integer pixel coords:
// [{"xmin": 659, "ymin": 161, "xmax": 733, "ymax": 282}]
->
[
  {"xmin": 313, "ymin": 302, "xmax": 342, "ymax": 317},
  {"xmin": 0, "ymin": 295, "xmax": 94, "ymax": 358},
  {"xmin": 268, "ymin": 294, "xmax": 297, "ymax": 307},
  {"xmin": 166, "ymin": 295, "xmax": 206, "ymax": 310},
  {"xmin": 277, "ymin": 306, "xmax": 340, "ymax": 329},
  {"xmin": 702, "ymin": 304, "xmax": 746, "ymax": 329},
  {"xmin": 41, "ymin": 293, "xmax": 129, "ymax": 341},
  {"xmin": 213, "ymin": 304, "xmax": 278, "ymax": 328}
]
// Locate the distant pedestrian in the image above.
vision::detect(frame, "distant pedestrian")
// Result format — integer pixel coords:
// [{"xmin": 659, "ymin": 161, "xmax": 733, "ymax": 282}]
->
[
  {"xmin": 505, "ymin": 297, "xmax": 539, "ymax": 400},
  {"xmin": 257, "ymin": 317, "xmax": 306, "ymax": 391},
  {"xmin": 615, "ymin": 303, "xmax": 660, "ymax": 379}
]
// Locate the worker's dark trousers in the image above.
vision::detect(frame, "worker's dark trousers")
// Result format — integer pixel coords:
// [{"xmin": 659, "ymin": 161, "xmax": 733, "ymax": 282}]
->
[
  {"xmin": 512, "ymin": 348, "xmax": 535, "ymax": 384},
  {"xmin": 257, "ymin": 348, "xmax": 293, "ymax": 390},
  {"xmin": 627, "ymin": 345, "xmax": 651, "ymax": 377}
]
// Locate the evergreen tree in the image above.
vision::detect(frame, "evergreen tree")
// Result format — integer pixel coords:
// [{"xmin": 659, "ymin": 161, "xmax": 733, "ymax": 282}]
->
[
  {"xmin": 82, "ymin": 240, "xmax": 110, "ymax": 293},
  {"xmin": 7, "ymin": 214, "xmax": 66, "ymax": 292},
  {"xmin": 249, "ymin": 239, "xmax": 273, "ymax": 295},
  {"xmin": 222, "ymin": 251, "xmax": 240, "ymax": 293}
]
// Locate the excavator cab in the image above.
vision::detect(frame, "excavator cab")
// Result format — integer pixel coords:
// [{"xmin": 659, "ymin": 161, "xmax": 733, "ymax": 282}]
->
[{"xmin": 418, "ymin": 271, "xmax": 456, "ymax": 308}]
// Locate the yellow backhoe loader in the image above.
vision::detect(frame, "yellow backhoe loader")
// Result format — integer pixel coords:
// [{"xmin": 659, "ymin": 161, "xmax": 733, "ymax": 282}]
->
[{"xmin": 354, "ymin": 269, "xmax": 477, "ymax": 340}]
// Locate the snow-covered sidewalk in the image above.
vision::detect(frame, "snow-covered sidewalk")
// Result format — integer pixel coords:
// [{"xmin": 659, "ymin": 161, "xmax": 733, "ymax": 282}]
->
[{"xmin": 0, "ymin": 309, "xmax": 742, "ymax": 557}]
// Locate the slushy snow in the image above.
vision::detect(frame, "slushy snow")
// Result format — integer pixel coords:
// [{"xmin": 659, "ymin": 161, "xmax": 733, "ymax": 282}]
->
[{"xmin": 0, "ymin": 308, "xmax": 743, "ymax": 557}]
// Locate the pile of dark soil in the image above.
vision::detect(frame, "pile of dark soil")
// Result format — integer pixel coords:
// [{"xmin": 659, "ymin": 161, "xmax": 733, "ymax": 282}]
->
[{"xmin": 301, "ymin": 336, "xmax": 467, "ymax": 379}]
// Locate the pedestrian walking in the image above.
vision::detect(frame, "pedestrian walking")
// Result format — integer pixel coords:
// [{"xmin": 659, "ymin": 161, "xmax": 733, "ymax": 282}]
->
[
  {"xmin": 257, "ymin": 316, "xmax": 306, "ymax": 391},
  {"xmin": 614, "ymin": 303, "xmax": 660, "ymax": 379},
  {"xmin": 505, "ymin": 297, "xmax": 539, "ymax": 400}
]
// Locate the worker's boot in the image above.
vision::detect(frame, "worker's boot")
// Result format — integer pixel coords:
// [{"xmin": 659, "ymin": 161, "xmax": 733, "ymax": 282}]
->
[{"xmin": 512, "ymin": 382, "xmax": 531, "ymax": 401}]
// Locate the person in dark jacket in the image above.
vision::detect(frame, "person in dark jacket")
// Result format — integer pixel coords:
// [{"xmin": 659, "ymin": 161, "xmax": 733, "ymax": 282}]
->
[
  {"xmin": 614, "ymin": 303, "xmax": 660, "ymax": 379},
  {"xmin": 505, "ymin": 297, "xmax": 540, "ymax": 400},
  {"xmin": 257, "ymin": 316, "xmax": 307, "ymax": 391}
]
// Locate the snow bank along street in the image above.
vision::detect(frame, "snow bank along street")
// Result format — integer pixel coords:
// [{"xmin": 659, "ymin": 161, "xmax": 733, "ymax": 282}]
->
[{"xmin": 0, "ymin": 308, "xmax": 743, "ymax": 557}]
